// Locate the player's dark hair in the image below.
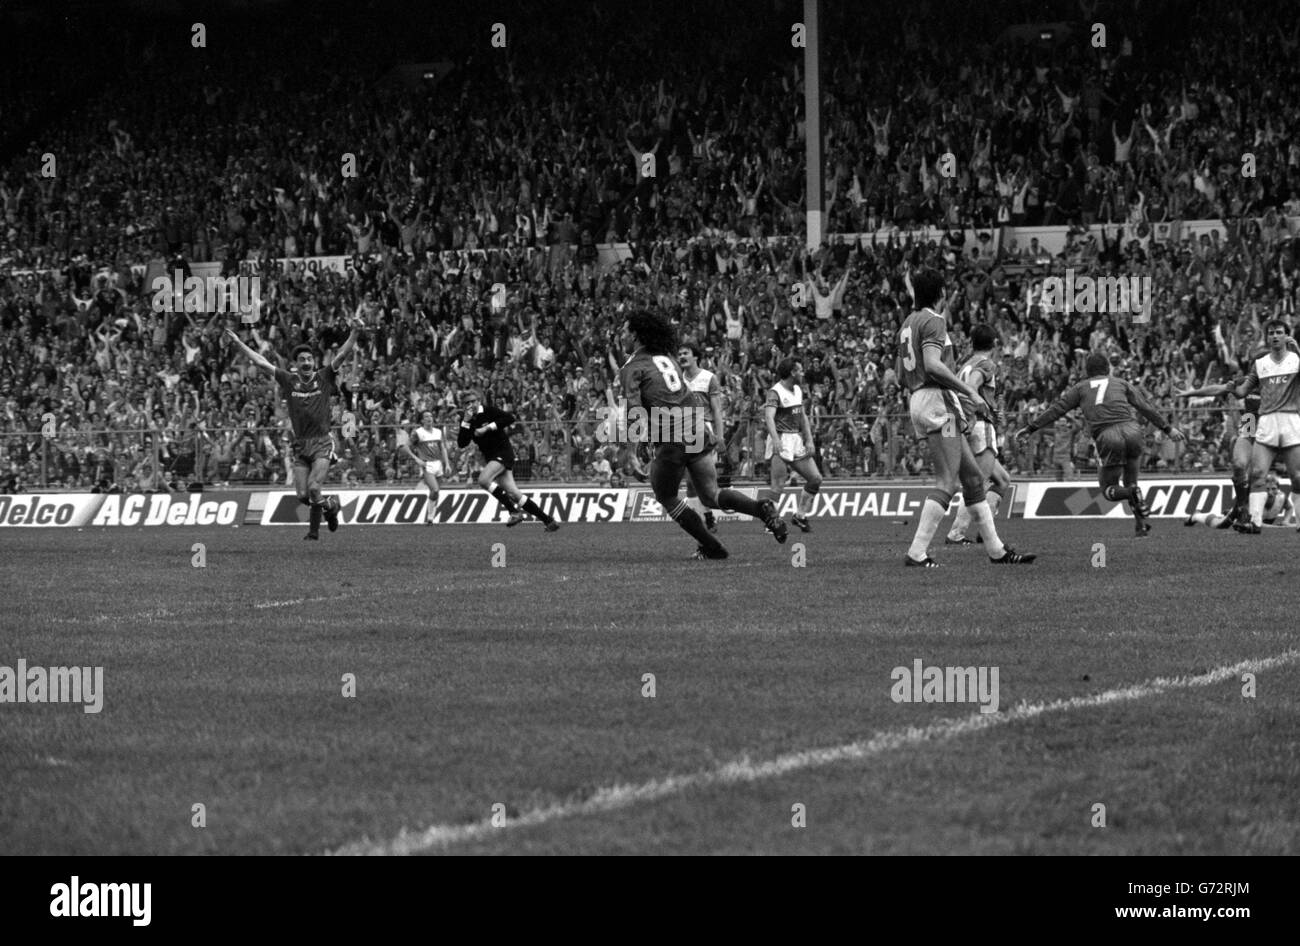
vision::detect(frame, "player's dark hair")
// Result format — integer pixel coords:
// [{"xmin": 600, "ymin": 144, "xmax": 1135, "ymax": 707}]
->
[
  {"xmin": 776, "ymin": 357, "xmax": 798, "ymax": 380},
  {"xmin": 1263, "ymin": 318, "xmax": 1291, "ymax": 335},
  {"xmin": 1085, "ymin": 352, "xmax": 1111, "ymax": 377},
  {"xmin": 680, "ymin": 343, "xmax": 702, "ymax": 361},
  {"xmin": 291, "ymin": 344, "xmax": 315, "ymax": 360},
  {"xmin": 626, "ymin": 309, "xmax": 677, "ymax": 355},
  {"xmin": 911, "ymin": 269, "xmax": 946, "ymax": 310},
  {"xmin": 970, "ymin": 324, "xmax": 998, "ymax": 352}
]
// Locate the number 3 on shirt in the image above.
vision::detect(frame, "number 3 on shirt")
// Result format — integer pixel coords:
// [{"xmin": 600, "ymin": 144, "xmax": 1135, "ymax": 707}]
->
[
  {"xmin": 900, "ymin": 327, "xmax": 916, "ymax": 371},
  {"xmin": 651, "ymin": 355, "xmax": 683, "ymax": 392}
]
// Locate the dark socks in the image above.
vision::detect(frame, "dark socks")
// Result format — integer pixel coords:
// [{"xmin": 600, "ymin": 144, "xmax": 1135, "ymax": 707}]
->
[{"xmin": 717, "ymin": 487, "xmax": 765, "ymax": 519}]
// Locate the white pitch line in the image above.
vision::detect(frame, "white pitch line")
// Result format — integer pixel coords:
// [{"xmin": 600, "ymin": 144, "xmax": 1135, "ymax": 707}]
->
[{"xmin": 326, "ymin": 649, "xmax": 1300, "ymax": 856}]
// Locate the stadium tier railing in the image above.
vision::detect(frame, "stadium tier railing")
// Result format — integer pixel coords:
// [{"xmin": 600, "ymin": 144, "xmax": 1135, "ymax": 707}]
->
[{"xmin": 0, "ymin": 407, "xmax": 1240, "ymax": 492}]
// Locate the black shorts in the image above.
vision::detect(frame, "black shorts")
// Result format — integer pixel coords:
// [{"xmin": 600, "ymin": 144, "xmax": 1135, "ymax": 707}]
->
[
  {"xmin": 483, "ymin": 452, "xmax": 515, "ymax": 472},
  {"xmin": 293, "ymin": 435, "xmax": 336, "ymax": 467},
  {"xmin": 650, "ymin": 442, "xmax": 714, "ymax": 504},
  {"xmin": 1094, "ymin": 422, "xmax": 1143, "ymax": 468}
]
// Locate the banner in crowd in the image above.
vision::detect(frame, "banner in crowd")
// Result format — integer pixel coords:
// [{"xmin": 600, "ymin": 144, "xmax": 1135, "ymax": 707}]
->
[
  {"xmin": 0, "ymin": 492, "xmax": 249, "ymax": 527},
  {"xmin": 235, "ymin": 247, "xmax": 543, "ymax": 279},
  {"xmin": 1019, "ymin": 479, "xmax": 1257, "ymax": 518},
  {"xmin": 259, "ymin": 487, "xmax": 626, "ymax": 525}
]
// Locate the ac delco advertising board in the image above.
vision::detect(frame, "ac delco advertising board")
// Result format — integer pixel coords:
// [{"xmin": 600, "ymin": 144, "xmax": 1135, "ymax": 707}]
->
[
  {"xmin": 1021, "ymin": 480, "xmax": 1242, "ymax": 518},
  {"xmin": 260, "ymin": 488, "xmax": 627, "ymax": 525},
  {"xmin": 0, "ymin": 494, "xmax": 105, "ymax": 527},
  {"xmin": 0, "ymin": 493, "xmax": 248, "ymax": 527}
]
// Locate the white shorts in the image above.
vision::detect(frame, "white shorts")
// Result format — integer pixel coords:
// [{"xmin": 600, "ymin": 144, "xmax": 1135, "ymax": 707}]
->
[
  {"xmin": 422, "ymin": 460, "xmax": 444, "ymax": 478},
  {"xmin": 968, "ymin": 419, "xmax": 998, "ymax": 455},
  {"xmin": 1254, "ymin": 412, "xmax": 1300, "ymax": 449},
  {"xmin": 766, "ymin": 431, "xmax": 809, "ymax": 463},
  {"xmin": 909, "ymin": 388, "xmax": 964, "ymax": 438}
]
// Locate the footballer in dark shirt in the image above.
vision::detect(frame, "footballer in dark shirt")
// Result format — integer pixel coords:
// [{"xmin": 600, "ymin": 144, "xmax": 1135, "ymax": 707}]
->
[
  {"xmin": 226, "ymin": 317, "xmax": 363, "ymax": 540},
  {"xmin": 618, "ymin": 308, "xmax": 784, "ymax": 559},
  {"xmin": 1017, "ymin": 352, "xmax": 1184, "ymax": 535},
  {"xmin": 458, "ymin": 392, "xmax": 558, "ymax": 530}
]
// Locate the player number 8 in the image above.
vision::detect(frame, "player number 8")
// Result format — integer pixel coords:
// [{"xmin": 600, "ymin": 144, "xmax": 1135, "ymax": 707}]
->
[{"xmin": 651, "ymin": 356, "xmax": 683, "ymax": 392}]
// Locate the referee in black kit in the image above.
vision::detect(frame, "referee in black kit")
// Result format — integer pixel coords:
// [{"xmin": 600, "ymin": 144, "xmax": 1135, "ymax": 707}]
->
[{"xmin": 458, "ymin": 390, "xmax": 560, "ymax": 531}]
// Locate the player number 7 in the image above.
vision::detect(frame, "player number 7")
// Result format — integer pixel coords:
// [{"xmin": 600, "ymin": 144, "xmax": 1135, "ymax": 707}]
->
[{"xmin": 1089, "ymin": 377, "xmax": 1109, "ymax": 404}]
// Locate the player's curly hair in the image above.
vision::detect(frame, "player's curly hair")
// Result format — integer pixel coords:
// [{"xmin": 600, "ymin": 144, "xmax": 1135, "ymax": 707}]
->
[
  {"xmin": 291, "ymin": 344, "xmax": 316, "ymax": 361},
  {"xmin": 626, "ymin": 309, "xmax": 677, "ymax": 355}
]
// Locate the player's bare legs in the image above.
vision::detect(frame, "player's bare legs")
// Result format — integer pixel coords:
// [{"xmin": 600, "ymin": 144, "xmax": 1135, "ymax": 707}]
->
[
  {"xmin": 651, "ymin": 447, "xmax": 726, "ymax": 555},
  {"xmin": 420, "ymin": 468, "xmax": 440, "ymax": 524},
  {"xmin": 1229, "ymin": 435, "xmax": 1254, "ymax": 521},
  {"xmin": 906, "ymin": 425, "xmax": 962, "ymax": 565},
  {"xmin": 293, "ymin": 461, "xmax": 319, "ymax": 539},
  {"xmin": 688, "ymin": 451, "xmax": 780, "ymax": 532},
  {"xmin": 787, "ymin": 456, "xmax": 823, "ymax": 532},
  {"xmin": 956, "ymin": 438, "xmax": 1027, "ymax": 561},
  {"xmin": 307, "ymin": 455, "xmax": 339, "ymax": 534},
  {"xmin": 947, "ymin": 450, "xmax": 1006, "ymax": 543},
  {"xmin": 1245, "ymin": 442, "xmax": 1280, "ymax": 531},
  {"xmin": 683, "ymin": 475, "xmax": 715, "ymax": 533},
  {"xmin": 478, "ymin": 461, "xmax": 557, "ymax": 530}
]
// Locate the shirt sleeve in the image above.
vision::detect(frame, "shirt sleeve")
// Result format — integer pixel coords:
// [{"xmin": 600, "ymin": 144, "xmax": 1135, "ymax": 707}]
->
[
  {"xmin": 918, "ymin": 314, "xmax": 946, "ymax": 354},
  {"xmin": 1029, "ymin": 382, "xmax": 1083, "ymax": 430}
]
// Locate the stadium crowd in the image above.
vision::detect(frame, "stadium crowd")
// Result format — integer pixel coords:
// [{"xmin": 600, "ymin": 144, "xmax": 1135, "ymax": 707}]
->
[{"xmin": 3, "ymin": 0, "xmax": 1300, "ymax": 492}]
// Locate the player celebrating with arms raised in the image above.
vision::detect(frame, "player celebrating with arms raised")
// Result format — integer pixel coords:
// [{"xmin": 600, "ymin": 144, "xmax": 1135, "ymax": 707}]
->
[
  {"xmin": 898, "ymin": 270, "xmax": 1035, "ymax": 566},
  {"xmin": 399, "ymin": 411, "xmax": 452, "ymax": 526},
  {"xmin": 764, "ymin": 357, "xmax": 824, "ymax": 533},
  {"xmin": 225, "ymin": 315, "xmax": 364, "ymax": 540},
  {"xmin": 458, "ymin": 392, "xmax": 559, "ymax": 531},
  {"xmin": 620, "ymin": 309, "xmax": 785, "ymax": 559},
  {"xmin": 1016, "ymin": 352, "xmax": 1183, "ymax": 535}
]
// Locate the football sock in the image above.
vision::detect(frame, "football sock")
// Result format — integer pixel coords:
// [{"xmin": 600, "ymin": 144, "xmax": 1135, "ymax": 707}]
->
[
  {"xmin": 520, "ymin": 497, "xmax": 552, "ymax": 523},
  {"xmin": 308, "ymin": 504, "xmax": 322, "ymax": 533},
  {"xmin": 797, "ymin": 487, "xmax": 815, "ymax": 517},
  {"xmin": 948, "ymin": 501, "xmax": 971, "ymax": 541},
  {"xmin": 667, "ymin": 498, "xmax": 722, "ymax": 550},
  {"xmin": 308, "ymin": 487, "xmax": 323, "ymax": 506},
  {"xmin": 489, "ymin": 484, "xmax": 520, "ymax": 513},
  {"xmin": 908, "ymin": 494, "xmax": 949, "ymax": 560},
  {"xmin": 1232, "ymin": 477, "xmax": 1250, "ymax": 513},
  {"xmin": 1248, "ymin": 490, "xmax": 1266, "ymax": 526},
  {"xmin": 1103, "ymin": 484, "xmax": 1134, "ymax": 502},
  {"xmin": 967, "ymin": 500, "xmax": 1007, "ymax": 558},
  {"xmin": 717, "ymin": 487, "xmax": 765, "ymax": 519},
  {"xmin": 986, "ymin": 487, "xmax": 1002, "ymax": 517}
]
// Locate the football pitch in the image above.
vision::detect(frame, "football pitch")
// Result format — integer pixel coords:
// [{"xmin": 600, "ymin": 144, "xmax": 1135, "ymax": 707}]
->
[{"xmin": 2, "ymin": 517, "xmax": 1297, "ymax": 855}]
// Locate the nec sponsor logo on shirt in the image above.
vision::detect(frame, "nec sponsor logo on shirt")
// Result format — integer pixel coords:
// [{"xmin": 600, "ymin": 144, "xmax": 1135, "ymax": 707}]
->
[{"xmin": 92, "ymin": 494, "xmax": 243, "ymax": 526}]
